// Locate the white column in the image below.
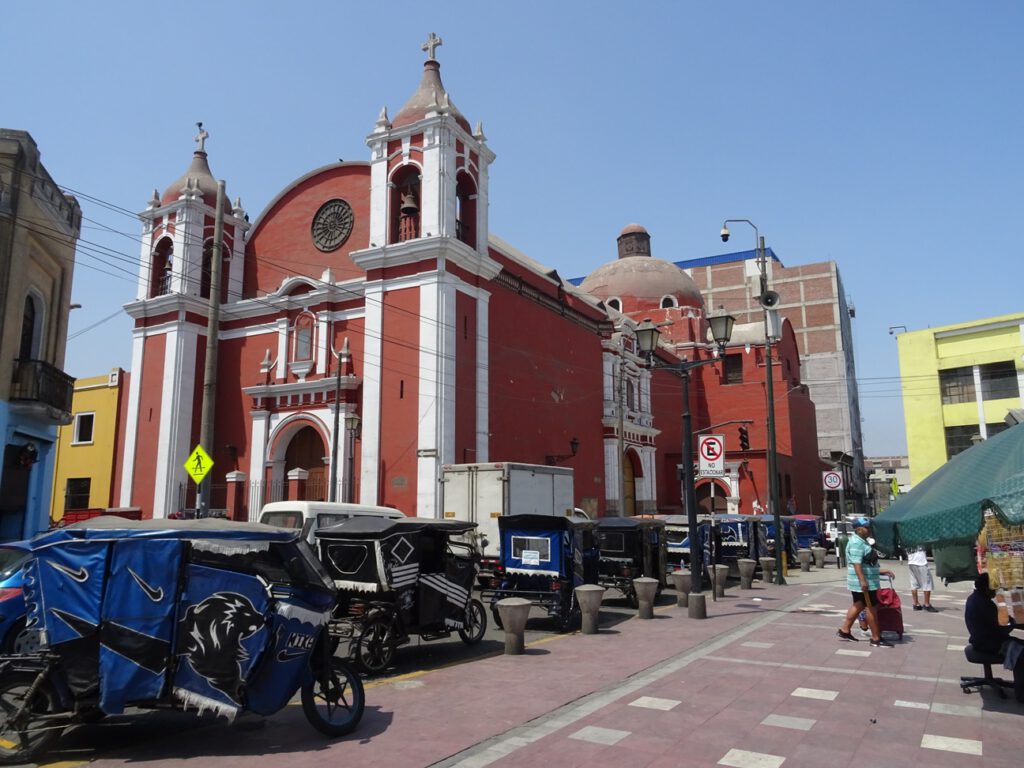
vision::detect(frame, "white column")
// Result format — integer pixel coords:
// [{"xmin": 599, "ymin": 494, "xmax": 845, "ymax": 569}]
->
[
  {"xmin": 359, "ymin": 283, "xmax": 384, "ymax": 503},
  {"xmin": 974, "ymin": 365, "xmax": 986, "ymax": 437},
  {"xmin": 249, "ymin": 409, "xmax": 270, "ymax": 516},
  {"xmin": 118, "ymin": 330, "xmax": 146, "ymax": 506},
  {"xmin": 152, "ymin": 325, "xmax": 199, "ymax": 518},
  {"xmin": 367, "ymin": 137, "xmax": 389, "ymax": 246}
]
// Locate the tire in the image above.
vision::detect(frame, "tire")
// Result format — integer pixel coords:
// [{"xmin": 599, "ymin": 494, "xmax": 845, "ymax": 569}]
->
[
  {"xmin": 2, "ymin": 619, "xmax": 42, "ymax": 655},
  {"xmin": 458, "ymin": 599, "xmax": 487, "ymax": 645},
  {"xmin": 490, "ymin": 606, "xmax": 503, "ymax": 630},
  {"xmin": 0, "ymin": 672, "xmax": 62, "ymax": 765},
  {"xmin": 557, "ymin": 604, "xmax": 581, "ymax": 633},
  {"xmin": 300, "ymin": 658, "xmax": 365, "ymax": 737},
  {"xmin": 356, "ymin": 614, "xmax": 396, "ymax": 673},
  {"xmin": 625, "ymin": 587, "xmax": 639, "ymax": 610}
]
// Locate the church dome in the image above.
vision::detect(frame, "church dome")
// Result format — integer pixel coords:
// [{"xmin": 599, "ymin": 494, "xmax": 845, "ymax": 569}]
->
[
  {"xmin": 161, "ymin": 149, "xmax": 229, "ymax": 211},
  {"xmin": 579, "ymin": 225, "xmax": 705, "ymax": 312},
  {"xmin": 392, "ymin": 59, "xmax": 471, "ymax": 133}
]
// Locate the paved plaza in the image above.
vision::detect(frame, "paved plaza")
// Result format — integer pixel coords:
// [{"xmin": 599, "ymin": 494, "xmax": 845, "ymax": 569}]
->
[{"xmin": 47, "ymin": 560, "xmax": 1022, "ymax": 768}]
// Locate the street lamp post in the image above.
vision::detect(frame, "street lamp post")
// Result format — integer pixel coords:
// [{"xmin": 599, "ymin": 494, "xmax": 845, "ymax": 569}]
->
[
  {"xmin": 329, "ymin": 349, "xmax": 342, "ymax": 503},
  {"xmin": 344, "ymin": 413, "xmax": 361, "ymax": 503},
  {"xmin": 635, "ymin": 310, "xmax": 735, "ymax": 594},
  {"xmin": 720, "ymin": 219, "xmax": 785, "ymax": 585}
]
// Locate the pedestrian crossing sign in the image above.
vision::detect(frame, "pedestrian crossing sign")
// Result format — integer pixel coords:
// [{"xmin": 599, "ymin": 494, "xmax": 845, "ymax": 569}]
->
[{"xmin": 185, "ymin": 445, "xmax": 213, "ymax": 485}]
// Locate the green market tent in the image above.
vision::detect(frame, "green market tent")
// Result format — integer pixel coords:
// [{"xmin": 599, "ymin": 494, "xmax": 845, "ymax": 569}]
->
[{"xmin": 873, "ymin": 423, "xmax": 1024, "ymax": 555}]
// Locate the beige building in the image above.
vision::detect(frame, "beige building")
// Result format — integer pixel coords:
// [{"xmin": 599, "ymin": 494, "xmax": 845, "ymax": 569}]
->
[{"xmin": 0, "ymin": 129, "xmax": 81, "ymax": 540}]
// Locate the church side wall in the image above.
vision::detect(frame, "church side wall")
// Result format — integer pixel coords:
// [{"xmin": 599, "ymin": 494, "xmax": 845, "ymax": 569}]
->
[{"xmin": 485, "ymin": 284, "xmax": 606, "ymax": 515}]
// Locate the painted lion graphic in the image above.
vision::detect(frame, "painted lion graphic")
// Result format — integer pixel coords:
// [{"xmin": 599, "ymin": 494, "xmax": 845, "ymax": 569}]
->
[{"xmin": 179, "ymin": 592, "xmax": 265, "ymax": 701}]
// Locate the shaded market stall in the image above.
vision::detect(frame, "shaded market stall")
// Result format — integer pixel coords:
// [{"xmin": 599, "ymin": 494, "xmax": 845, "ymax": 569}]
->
[{"xmin": 873, "ymin": 423, "xmax": 1024, "ymax": 582}]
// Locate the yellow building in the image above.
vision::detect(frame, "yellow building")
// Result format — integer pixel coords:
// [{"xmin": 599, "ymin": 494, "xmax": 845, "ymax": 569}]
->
[
  {"xmin": 897, "ymin": 313, "xmax": 1024, "ymax": 485},
  {"xmin": 50, "ymin": 369, "xmax": 126, "ymax": 524}
]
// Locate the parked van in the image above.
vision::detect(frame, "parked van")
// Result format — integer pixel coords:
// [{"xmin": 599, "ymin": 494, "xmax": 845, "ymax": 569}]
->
[{"xmin": 257, "ymin": 501, "xmax": 405, "ymax": 544}]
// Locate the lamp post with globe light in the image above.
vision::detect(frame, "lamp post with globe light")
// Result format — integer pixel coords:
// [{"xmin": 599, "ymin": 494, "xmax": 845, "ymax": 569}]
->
[{"xmin": 635, "ymin": 309, "xmax": 735, "ymax": 594}]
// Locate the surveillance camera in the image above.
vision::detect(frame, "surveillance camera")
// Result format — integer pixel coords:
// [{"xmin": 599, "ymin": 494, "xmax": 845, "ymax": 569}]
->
[{"xmin": 720, "ymin": 227, "xmax": 730, "ymax": 243}]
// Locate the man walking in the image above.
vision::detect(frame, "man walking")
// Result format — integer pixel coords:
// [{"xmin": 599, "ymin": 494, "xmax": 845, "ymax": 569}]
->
[
  {"xmin": 908, "ymin": 546, "xmax": 938, "ymax": 612},
  {"xmin": 837, "ymin": 517, "xmax": 896, "ymax": 648}
]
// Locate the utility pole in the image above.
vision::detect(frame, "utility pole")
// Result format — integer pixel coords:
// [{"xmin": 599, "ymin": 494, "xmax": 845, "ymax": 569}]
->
[{"xmin": 197, "ymin": 180, "xmax": 226, "ymax": 517}]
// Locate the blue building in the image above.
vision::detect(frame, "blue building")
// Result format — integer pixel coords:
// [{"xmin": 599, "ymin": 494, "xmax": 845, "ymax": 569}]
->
[{"xmin": 0, "ymin": 130, "xmax": 80, "ymax": 541}]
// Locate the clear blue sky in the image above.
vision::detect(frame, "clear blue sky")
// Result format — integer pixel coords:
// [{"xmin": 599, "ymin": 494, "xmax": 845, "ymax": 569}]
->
[{"xmin": 6, "ymin": 1, "xmax": 1022, "ymax": 457}]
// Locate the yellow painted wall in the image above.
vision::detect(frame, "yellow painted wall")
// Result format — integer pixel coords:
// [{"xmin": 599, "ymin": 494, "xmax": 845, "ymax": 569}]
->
[
  {"xmin": 50, "ymin": 369, "xmax": 123, "ymax": 523},
  {"xmin": 898, "ymin": 313, "xmax": 1024, "ymax": 486}
]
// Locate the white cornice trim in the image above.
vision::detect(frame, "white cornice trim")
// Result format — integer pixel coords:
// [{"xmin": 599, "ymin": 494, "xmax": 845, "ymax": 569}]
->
[
  {"xmin": 243, "ymin": 375, "xmax": 360, "ymax": 400},
  {"xmin": 351, "ymin": 236, "xmax": 501, "ymax": 281},
  {"xmin": 123, "ymin": 294, "xmax": 209, "ymax": 321}
]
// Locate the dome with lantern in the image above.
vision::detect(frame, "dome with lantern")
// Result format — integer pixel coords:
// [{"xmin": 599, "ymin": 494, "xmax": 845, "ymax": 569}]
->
[{"xmin": 579, "ymin": 224, "xmax": 705, "ymax": 314}]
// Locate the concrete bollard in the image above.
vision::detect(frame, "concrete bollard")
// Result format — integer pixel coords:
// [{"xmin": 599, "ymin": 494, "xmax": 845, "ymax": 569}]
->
[
  {"xmin": 811, "ymin": 546, "xmax": 826, "ymax": 569},
  {"xmin": 575, "ymin": 584, "xmax": 605, "ymax": 635},
  {"xmin": 737, "ymin": 558, "xmax": 757, "ymax": 589},
  {"xmin": 496, "ymin": 597, "xmax": 532, "ymax": 655},
  {"xmin": 712, "ymin": 564, "xmax": 730, "ymax": 598},
  {"xmin": 687, "ymin": 591, "xmax": 707, "ymax": 619},
  {"xmin": 633, "ymin": 577, "xmax": 659, "ymax": 619},
  {"xmin": 759, "ymin": 557, "xmax": 775, "ymax": 583},
  {"xmin": 797, "ymin": 548, "xmax": 812, "ymax": 572},
  {"xmin": 670, "ymin": 570, "xmax": 691, "ymax": 607}
]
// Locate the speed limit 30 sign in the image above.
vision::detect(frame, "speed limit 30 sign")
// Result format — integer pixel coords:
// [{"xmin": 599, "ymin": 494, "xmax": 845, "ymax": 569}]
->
[
  {"xmin": 822, "ymin": 470, "xmax": 844, "ymax": 491},
  {"xmin": 698, "ymin": 434, "xmax": 725, "ymax": 477}
]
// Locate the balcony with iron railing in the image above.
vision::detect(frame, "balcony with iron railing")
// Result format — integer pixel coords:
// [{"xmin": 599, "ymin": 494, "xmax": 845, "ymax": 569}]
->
[{"xmin": 10, "ymin": 358, "xmax": 75, "ymax": 414}]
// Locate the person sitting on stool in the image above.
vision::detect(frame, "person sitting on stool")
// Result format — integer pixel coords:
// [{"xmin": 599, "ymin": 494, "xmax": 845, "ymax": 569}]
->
[{"xmin": 965, "ymin": 572, "xmax": 1024, "ymax": 702}]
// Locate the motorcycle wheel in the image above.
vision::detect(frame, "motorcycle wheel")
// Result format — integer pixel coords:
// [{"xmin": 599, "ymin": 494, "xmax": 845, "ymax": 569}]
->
[
  {"xmin": 625, "ymin": 587, "xmax": 639, "ymax": 610},
  {"xmin": 300, "ymin": 658, "xmax": 365, "ymax": 737},
  {"xmin": 490, "ymin": 606, "xmax": 503, "ymax": 630},
  {"xmin": 356, "ymin": 615, "xmax": 396, "ymax": 673},
  {"xmin": 458, "ymin": 599, "xmax": 487, "ymax": 645},
  {"xmin": 0, "ymin": 672, "xmax": 62, "ymax": 766}
]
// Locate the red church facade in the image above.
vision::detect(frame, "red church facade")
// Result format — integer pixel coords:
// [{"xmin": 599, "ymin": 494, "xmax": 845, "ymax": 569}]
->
[{"xmin": 115, "ymin": 39, "xmax": 824, "ymax": 522}]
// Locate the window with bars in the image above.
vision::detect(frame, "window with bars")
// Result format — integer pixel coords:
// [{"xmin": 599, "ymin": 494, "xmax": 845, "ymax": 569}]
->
[
  {"xmin": 939, "ymin": 366, "xmax": 975, "ymax": 405},
  {"xmin": 65, "ymin": 478, "xmax": 91, "ymax": 510},
  {"xmin": 979, "ymin": 361, "xmax": 1019, "ymax": 401},
  {"xmin": 722, "ymin": 355, "xmax": 743, "ymax": 384},
  {"xmin": 944, "ymin": 425, "xmax": 980, "ymax": 460}
]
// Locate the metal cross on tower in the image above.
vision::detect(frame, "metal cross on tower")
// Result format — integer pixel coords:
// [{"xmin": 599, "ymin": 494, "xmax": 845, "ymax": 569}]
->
[
  {"xmin": 422, "ymin": 32, "xmax": 443, "ymax": 60},
  {"xmin": 194, "ymin": 122, "xmax": 209, "ymax": 152}
]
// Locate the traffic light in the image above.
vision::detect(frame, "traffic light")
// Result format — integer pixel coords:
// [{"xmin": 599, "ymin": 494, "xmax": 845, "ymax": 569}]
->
[{"xmin": 738, "ymin": 426, "xmax": 750, "ymax": 451}]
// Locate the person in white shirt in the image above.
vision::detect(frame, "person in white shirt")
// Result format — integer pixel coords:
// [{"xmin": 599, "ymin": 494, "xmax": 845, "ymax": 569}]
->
[{"xmin": 908, "ymin": 546, "xmax": 937, "ymax": 612}]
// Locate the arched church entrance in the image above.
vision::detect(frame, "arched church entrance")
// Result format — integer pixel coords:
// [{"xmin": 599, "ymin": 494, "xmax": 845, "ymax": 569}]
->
[
  {"xmin": 285, "ymin": 425, "xmax": 327, "ymax": 501},
  {"xmin": 696, "ymin": 479, "xmax": 730, "ymax": 515},
  {"xmin": 623, "ymin": 448, "xmax": 643, "ymax": 517}
]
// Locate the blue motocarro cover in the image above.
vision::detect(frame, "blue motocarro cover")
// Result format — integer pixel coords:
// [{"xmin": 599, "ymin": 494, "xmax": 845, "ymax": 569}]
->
[
  {"xmin": 99, "ymin": 538, "xmax": 183, "ymax": 713},
  {"xmin": 22, "ymin": 517, "xmax": 332, "ymax": 718},
  {"xmin": 172, "ymin": 563, "xmax": 271, "ymax": 716},
  {"xmin": 501, "ymin": 527, "xmax": 564, "ymax": 577}
]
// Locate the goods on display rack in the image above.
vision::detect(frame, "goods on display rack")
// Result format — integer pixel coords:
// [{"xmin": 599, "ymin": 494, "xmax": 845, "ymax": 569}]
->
[{"xmin": 977, "ymin": 511, "xmax": 1024, "ymax": 626}]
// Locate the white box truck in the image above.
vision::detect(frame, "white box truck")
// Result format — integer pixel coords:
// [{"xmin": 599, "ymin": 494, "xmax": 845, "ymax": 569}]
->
[{"xmin": 440, "ymin": 462, "xmax": 576, "ymax": 584}]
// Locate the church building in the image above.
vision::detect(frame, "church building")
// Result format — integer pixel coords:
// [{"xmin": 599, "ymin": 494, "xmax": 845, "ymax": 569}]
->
[{"xmin": 114, "ymin": 36, "xmax": 823, "ymax": 522}]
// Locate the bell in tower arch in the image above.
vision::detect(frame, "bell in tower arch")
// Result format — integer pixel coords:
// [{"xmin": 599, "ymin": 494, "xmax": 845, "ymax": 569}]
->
[{"xmin": 400, "ymin": 193, "xmax": 419, "ymax": 215}]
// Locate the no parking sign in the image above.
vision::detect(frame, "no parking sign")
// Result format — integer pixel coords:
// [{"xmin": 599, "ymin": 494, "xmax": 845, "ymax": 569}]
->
[{"xmin": 698, "ymin": 434, "xmax": 725, "ymax": 477}]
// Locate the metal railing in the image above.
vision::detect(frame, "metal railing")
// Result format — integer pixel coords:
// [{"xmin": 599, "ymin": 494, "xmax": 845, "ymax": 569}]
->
[{"xmin": 10, "ymin": 359, "xmax": 74, "ymax": 413}]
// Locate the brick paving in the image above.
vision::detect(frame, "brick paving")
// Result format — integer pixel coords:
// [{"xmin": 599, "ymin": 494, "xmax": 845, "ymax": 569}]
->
[{"xmin": 50, "ymin": 560, "xmax": 1022, "ymax": 768}]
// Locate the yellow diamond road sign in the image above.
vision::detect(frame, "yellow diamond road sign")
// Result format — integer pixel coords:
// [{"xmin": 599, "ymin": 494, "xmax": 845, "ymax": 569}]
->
[{"xmin": 185, "ymin": 445, "xmax": 213, "ymax": 485}]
